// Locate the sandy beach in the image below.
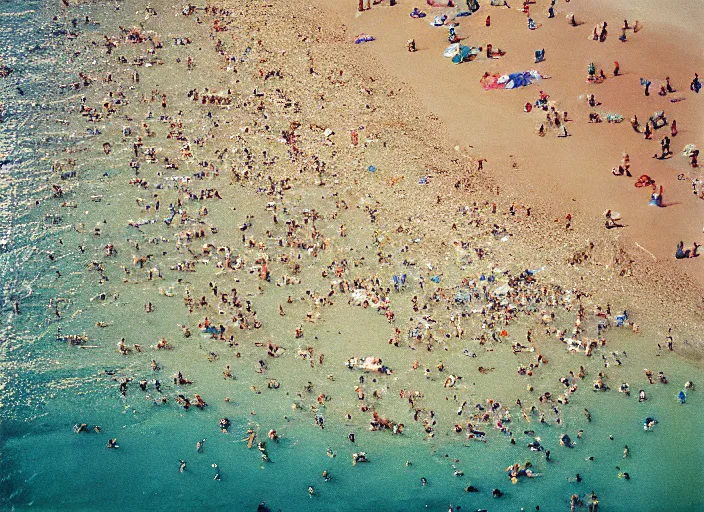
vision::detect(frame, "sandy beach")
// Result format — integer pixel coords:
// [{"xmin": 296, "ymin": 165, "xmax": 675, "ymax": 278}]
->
[
  {"xmin": 323, "ymin": 0, "xmax": 704, "ymax": 341},
  {"xmin": 0, "ymin": 0, "xmax": 702, "ymax": 510}
]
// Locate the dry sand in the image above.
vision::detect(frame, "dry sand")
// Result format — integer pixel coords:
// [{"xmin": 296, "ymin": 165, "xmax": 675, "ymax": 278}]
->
[{"xmin": 316, "ymin": 0, "xmax": 704, "ymax": 355}]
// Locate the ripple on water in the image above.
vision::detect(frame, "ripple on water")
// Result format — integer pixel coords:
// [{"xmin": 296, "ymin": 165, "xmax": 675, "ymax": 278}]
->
[{"xmin": 0, "ymin": 1, "xmax": 703, "ymax": 512}]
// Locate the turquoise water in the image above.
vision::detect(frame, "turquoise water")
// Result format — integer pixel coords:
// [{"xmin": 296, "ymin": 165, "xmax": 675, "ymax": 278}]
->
[
  {"xmin": 4, "ymin": 380, "xmax": 702, "ymax": 511},
  {"xmin": 0, "ymin": 1, "xmax": 702, "ymax": 511}
]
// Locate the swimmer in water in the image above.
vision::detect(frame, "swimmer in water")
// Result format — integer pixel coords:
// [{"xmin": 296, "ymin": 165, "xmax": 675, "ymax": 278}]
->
[
  {"xmin": 179, "ymin": 459, "xmax": 186, "ymax": 473},
  {"xmin": 196, "ymin": 438, "xmax": 206, "ymax": 452},
  {"xmin": 212, "ymin": 463, "xmax": 221, "ymax": 480}
]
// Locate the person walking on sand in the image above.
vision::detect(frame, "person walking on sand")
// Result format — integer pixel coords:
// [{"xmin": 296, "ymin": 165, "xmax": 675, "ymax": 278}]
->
[
  {"xmin": 661, "ymin": 135, "xmax": 671, "ymax": 156},
  {"xmin": 644, "ymin": 122, "xmax": 652, "ymax": 139},
  {"xmin": 649, "ymin": 185, "xmax": 663, "ymax": 207},
  {"xmin": 671, "ymin": 119, "xmax": 677, "ymax": 136},
  {"xmin": 613, "ymin": 61, "xmax": 620, "ymax": 76},
  {"xmin": 691, "ymin": 73, "xmax": 701, "ymax": 93}
]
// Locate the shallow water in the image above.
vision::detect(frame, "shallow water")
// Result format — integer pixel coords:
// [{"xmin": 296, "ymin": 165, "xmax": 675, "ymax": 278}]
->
[{"xmin": 0, "ymin": 1, "xmax": 702, "ymax": 511}]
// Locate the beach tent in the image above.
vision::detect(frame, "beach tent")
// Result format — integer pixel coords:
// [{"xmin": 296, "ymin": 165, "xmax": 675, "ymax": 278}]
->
[{"xmin": 443, "ymin": 43, "xmax": 479, "ymax": 64}]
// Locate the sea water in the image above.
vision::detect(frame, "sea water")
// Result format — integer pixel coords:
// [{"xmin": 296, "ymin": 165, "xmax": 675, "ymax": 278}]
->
[{"xmin": 0, "ymin": 1, "xmax": 702, "ymax": 511}]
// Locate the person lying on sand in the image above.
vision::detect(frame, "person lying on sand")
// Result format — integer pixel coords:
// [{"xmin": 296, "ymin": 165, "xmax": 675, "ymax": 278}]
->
[{"xmin": 675, "ymin": 241, "xmax": 700, "ymax": 259}]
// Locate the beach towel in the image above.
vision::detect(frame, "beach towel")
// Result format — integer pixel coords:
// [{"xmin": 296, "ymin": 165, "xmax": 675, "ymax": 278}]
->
[
  {"xmin": 682, "ymin": 144, "xmax": 698, "ymax": 157},
  {"xmin": 427, "ymin": 0, "xmax": 454, "ymax": 6},
  {"xmin": 605, "ymin": 113, "xmax": 624, "ymax": 123},
  {"xmin": 481, "ymin": 70, "xmax": 544, "ymax": 90},
  {"xmin": 443, "ymin": 43, "xmax": 461, "ymax": 57},
  {"xmin": 505, "ymin": 71, "xmax": 542, "ymax": 89},
  {"xmin": 354, "ymin": 34, "xmax": 375, "ymax": 44},
  {"xmin": 480, "ymin": 74, "xmax": 501, "ymax": 89}
]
